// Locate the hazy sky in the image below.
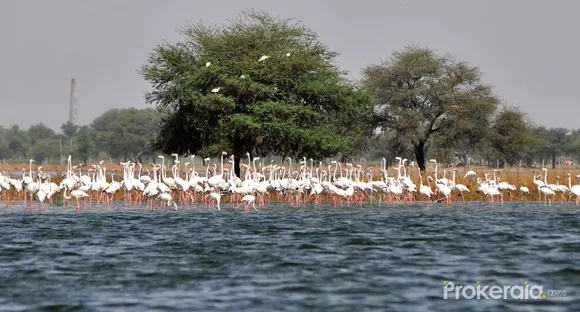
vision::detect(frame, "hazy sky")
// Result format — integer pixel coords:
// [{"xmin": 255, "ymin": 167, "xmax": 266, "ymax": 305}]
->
[{"xmin": 1, "ymin": 0, "xmax": 579, "ymax": 131}]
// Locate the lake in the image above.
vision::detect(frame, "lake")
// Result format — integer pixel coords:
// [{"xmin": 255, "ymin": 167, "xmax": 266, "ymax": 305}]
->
[{"xmin": 0, "ymin": 202, "xmax": 578, "ymax": 311}]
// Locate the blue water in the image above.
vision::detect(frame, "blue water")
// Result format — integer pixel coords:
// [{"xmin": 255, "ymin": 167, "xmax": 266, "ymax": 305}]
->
[{"xmin": 0, "ymin": 202, "xmax": 578, "ymax": 311}]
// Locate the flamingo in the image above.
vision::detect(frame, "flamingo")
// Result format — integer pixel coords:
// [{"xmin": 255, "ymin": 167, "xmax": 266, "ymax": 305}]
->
[
  {"xmin": 539, "ymin": 168, "xmax": 556, "ymax": 205},
  {"xmin": 451, "ymin": 169, "xmax": 470, "ymax": 202},
  {"xmin": 62, "ymin": 187, "xmax": 89, "ymax": 212},
  {"xmin": 430, "ymin": 159, "xmax": 451, "ymax": 204},
  {"xmin": 206, "ymin": 192, "xmax": 221, "ymax": 210},
  {"xmin": 208, "ymin": 152, "xmax": 227, "ymax": 188},
  {"xmin": 519, "ymin": 186, "xmax": 530, "ymax": 200},
  {"xmin": 418, "ymin": 168, "xmax": 433, "ymax": 204},
  {"xmin": 238, "ymin": 194, "xmax": 258, "ymax": 212},
  {"xmin": 157, "ymin": 192, "xmax": 177, "ymax": 210},
  {"xmin": 568, "ymin": 173, "xmax": 580, "ymax": 205}
]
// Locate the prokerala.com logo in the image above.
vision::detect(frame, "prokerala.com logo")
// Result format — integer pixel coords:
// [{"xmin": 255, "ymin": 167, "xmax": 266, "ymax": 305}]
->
[{"xmin": 443, "ymin": 280, "xmax": 568, "ymax": 300}]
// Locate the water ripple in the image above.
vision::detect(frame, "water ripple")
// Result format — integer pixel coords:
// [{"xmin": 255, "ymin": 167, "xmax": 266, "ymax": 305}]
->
[{"xmin": 0, "ymin": 202, "xmax": 578, "ymax": 311}]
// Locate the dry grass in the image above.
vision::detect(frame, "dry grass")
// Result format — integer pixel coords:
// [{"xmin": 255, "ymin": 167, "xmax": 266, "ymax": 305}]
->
[
  {"xmin": 0, "ymin": 162, "xmax": 126, "ymax": 173},
  {"xmin": 1, "ymin": 162, "xmax": 579, "ymax": 203},
  {"xmin": 403, "ymin": 165, "xmax": 580, "ymax": 201}
]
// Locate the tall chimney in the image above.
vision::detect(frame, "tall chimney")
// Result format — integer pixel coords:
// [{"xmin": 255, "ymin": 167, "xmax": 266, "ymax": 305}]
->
[{"xmin": 69, "ymin": 78, "xmax": 78, "ymax": 125}]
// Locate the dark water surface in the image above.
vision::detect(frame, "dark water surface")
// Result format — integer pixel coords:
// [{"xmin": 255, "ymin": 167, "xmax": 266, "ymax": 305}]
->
[{"xmin": 0, "ymin": 202, "xmax": 578, "ymax": 311}]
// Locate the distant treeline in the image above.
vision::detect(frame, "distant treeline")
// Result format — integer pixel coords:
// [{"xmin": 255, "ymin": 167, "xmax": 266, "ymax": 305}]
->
[
  {"xmin": 0, "ymin": 107, "xmax": 578, "ymax": 169},
  {"xmin": 0, "ymin": 108, "xmax": 162, "ymax": 165}
]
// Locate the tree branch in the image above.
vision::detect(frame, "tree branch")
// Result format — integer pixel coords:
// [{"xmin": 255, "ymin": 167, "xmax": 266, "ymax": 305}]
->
[{"xmin": 427, "ymin": 111, "xmax": 444, "ymax": 136}]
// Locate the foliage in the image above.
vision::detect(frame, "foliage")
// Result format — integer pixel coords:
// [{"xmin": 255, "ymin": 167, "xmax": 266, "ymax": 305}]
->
[
  {"xmin": 29, "ymin": 137, "xmax": 61, "ymax": 163},
  {"xmin": 74, "ymin": 126, "xmax": 94, "ymax": 164},
  {"xmin": 61, "ymin": 121, "xmax": 79, "ymax": 139},
  {"xmin": 91, "ymin": 108, "xmax": 163, "ymax": 161},
  {"xmin": 27, "ymin": 123, "xmax": 56, "ymax": 146},
  {"xmin": 486, "ymin": 107, "xmax": 535, "ymax": 167},
  {"xmin": 525, "ymin": 127, "xmax": 572, "ymax": 168},
  {"xmin": 0, "ymin": 108, "xmax": 163, "ymax": 163},
  {"xmin": 0, "ymin": 127, "xmax": 10, "ymax": 159},
  {"xmin": 363, "ymin": 46, "xmax": 507, "ymax": 169},
  {"xmin": 140, "ymin": 10, "xmax": 373, "ymax": 175},
  {"xmin": 6, "ymin": 125, "xmax": 29, "ymax": 159}
]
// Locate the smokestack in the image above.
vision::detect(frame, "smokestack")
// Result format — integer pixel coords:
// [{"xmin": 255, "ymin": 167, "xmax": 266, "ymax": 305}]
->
[{"xmin": 69, "ymin": 78, "xmax": 78, "ymax": 125}]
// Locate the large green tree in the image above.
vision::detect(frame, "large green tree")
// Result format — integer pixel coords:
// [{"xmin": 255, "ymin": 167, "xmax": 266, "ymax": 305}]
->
[
  {"xmin": 29, "ymin": 137, "xmax": 61, "ymax": 163},
  {"xmin": 7, "ymin": 125, "xmax": 29, "ymax": 159},
  {"xmin": 140, "ymin": 10, "xmax": 372, "ymax": 177},
  {"xmin": 0, "ymin": 126, "xmax": 9, "ymax": 159},
  {"xmin": 74, "ymin": 125, "xmax": 95, "ymax": 165},
  {"xmin": 61, "ymin": 121, "xmax": 79, "ymax": 139},
  {"xmin": 362, "ymin": 46, "xmax": 500, "ymax": 170},
  {"xmin": 567, "ymin": 129, "xmax": 580, "ymax": 162},
  {"xmin": 92, "ymin": 108, "xmax": 162, "ymax": 161},
  {"xmin": 534, "ymin": 127, "xmax": 571, "ymax": 169},
  {"xmin": 486, "ymin": 107, "xmax": 534, "ymax": 167},
  {"xmin": 27, "ymin": 123, "xmax": 56, "ymax": 146}
]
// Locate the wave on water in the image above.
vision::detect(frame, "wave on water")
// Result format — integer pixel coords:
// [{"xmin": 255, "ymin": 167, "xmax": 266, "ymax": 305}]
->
[{"xmin": 0, "ymin": 202, "xmax": 578, "ymax": 311}]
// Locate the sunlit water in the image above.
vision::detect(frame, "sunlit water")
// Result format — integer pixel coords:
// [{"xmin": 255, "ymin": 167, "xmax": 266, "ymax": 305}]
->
[{"xmin": 0, "ymin": 202, "xmax": 578, "ymax": 312}]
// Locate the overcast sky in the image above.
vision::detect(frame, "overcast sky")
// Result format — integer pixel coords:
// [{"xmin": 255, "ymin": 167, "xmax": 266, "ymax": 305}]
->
[{"xmin": 1, "ymin": 0, "xmax": 579, "ymax": 131}]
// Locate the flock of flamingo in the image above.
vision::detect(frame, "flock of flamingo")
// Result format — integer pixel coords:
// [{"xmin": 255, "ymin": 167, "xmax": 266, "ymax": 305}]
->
[{"xmin": 1, "ymin": 152, "xmax": 580, "ymax": 212}]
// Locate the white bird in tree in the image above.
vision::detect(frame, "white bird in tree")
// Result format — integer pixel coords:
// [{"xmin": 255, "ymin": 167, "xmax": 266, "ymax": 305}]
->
[
  {"xmin": 258, "ymin": 55, "xmax": 270, "ymax": 62},
  {"xmin": 285, "ymin": 52, "xmax": 291, "ymax": 56},
  {"xmin": 211, "ymin": 87, "xmax": 220, "ymax": 93},
  {"xmin": 240, "ymin": 74, "xmax": 246, "ymax": 79},
  {"xmin": 205, "ymin": 62, "xmax": 211, "ymax": 67}
]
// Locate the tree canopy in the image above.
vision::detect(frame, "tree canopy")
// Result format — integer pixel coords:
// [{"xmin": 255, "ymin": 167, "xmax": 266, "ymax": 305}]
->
[
  {"xmin": 92, "ymin": 108, "xmax": 163, "ymax": 161},
  {"xmin": 362, "ymin": 46, "xmax": 524, "ymax": 169},
  {"xmin": 0, "ymin": 108, "xmax": 163, "ymax": 164},
  {"xmin": 485, "ymin": 106, "xmax": 535, "ymax": 167},
  {"xmin": 140, "ymin": 10, "xmax": 372, "ymax": 176}
]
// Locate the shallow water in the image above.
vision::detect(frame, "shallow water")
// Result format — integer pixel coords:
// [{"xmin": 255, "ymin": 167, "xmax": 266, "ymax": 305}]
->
[{"xmin": 0, "ymin": 202, "xmax": 578, "ymax": 311}]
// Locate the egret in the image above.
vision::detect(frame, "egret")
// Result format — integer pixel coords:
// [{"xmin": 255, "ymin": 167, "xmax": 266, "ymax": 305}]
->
[
  {"xmin": 258, "ymin": 55, "xmax": 270, "ymax": 62},
  {"xmin": 211, "ymin": 87, "xmax": 220, "ymax": 93},
  {"xmin": 205, "ymin": 62, "xmax": 211, "ymax": 67}
]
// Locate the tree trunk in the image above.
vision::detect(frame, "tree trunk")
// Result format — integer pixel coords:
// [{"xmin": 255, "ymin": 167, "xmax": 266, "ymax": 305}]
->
[
  {"xmin": 552, "ymin": 153, "xmax": 556, "ymax": 169},
  {"xmin": 135, "ymin": 151, "xmax": 144, "ymax": 165},
  {"xmin": 233, "ymin": 137, "xmax": 243, "ymax": 178},
  {"xmin": 414, "ymin": 141, "xmax": 426, "ymax": 171},
  {"xmin": 498, "ymin": 159, "xmax": 505, "ymax": 168}
]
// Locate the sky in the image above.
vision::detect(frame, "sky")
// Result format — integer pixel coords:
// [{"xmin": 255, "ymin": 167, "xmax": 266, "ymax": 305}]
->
[{"xmin": 1, "ymin": 0, "xmax": 579, "ymax": 131}]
